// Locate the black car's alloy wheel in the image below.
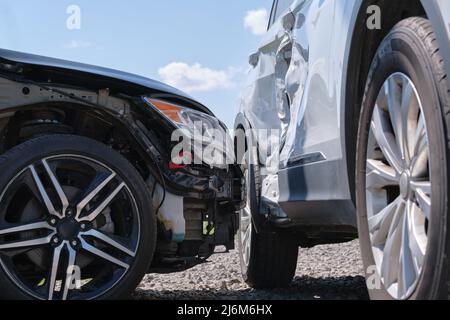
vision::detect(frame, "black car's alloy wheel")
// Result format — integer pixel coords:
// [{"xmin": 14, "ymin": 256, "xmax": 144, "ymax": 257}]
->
[{"xmin": 0, "ymin": 135, "xmax": 156, "ymax": 300}]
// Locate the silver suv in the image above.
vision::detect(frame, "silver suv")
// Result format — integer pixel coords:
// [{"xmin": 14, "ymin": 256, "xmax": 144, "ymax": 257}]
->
[{"xmin": 234, "ymin": 0, "xmax": 450, "ymax": 300}]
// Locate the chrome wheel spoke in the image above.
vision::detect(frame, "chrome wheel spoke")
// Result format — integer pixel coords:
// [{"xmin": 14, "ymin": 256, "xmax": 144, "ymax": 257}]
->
[
  {"xmin": 398, "ymin": 202, "xmax": 417, "ymax": 298},
  {"xmin": 42, "ymin": 159, "xmax": 69, "ymax": 217},
  {"xmin": 369, "ymin": 198, "xmax": 401, "ymax": 246},
  {"xmin": 408, "ymin": 202, "xmax": 426, "ymax": 270},
  {"xmin": 78, "ymin": 182, "xmax": 125, "ymax": 222},
  {"xmin": 0, "ymin": 235, "xmax": 54, "ymax": 250},
  {"xmin": 29, "ymin": 165, "xmax": 64, "ymax": 219},
  {"xmin": 381, "ymin": 206, "xmax": 403, "ymax": 289},
  {"xmin": 48, "ymin": 242, "xmax": 78, "ymax": 301},
  {"xmin": 241, "ymin": 223, "xmax": 252, "ymax": 266},
  {"xmin": 241, "ymin": 208, "xmax": 252, "ymax": 230},
  {"xmin": 48, "ymin": 243, "xmax": 63, "ymax": 300},
  {"xmin": 366, "ymin": 160, "xmax": 399, "ymax": 190},
  {"xmin": 79, "ymin": 238, "xmax": 129, "ymax": 269},
  {"xmin": 400, "ymin": 78, "xmax": 420, "ymax": 162},
  {"xmin": 385, "ymin": 77, "xmax": 408, "ymax": 160},
  {"xmin": 0, "ymin": 221, "xmax": 53, "ymax": 235},
  {"xmin": 411, "ymin": 181, "xmax": 431, "ymax": 195},
  {"xmin": 411, "ymin": 118, "xmax": 429, "ymax": 178},
  {"xmin": 242, "ymin": 223, "xmax": 251, "ymax": 245},
  {"xmin": 75, "ymin": 172, "xmax": 116, "ymax": 220},
  {"xmin": 80, "ymin": 229, "xmax": 136, "ymax": 257},
  {"xmin": 411, "ymin": 181, "xmax": 431, "ymax": 220},
  {"xmin": 0, "ymin": 221, "xmax": 55, "ymax": 250},
  {"xmin": 372, "ymin": 105, "xmax": 403, "ymax": 173},
  {"xmin": 62, "ymin": 245, "xmax": 77, "ymax": 300}
]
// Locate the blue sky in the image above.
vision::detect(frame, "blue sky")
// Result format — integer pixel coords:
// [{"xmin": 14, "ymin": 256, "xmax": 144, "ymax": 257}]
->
[{"xmin": 0, "ymin": 0, "xmax": 273, "ymax": 128}]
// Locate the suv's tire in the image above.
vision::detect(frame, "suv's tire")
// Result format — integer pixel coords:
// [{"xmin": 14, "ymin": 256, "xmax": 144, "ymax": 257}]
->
[
  {"xmin": 0, "ymin": 135, "xmax": 157, "ymax": 300},
  {"xmin": 356, "ymin": 18, "xmax": 450, "ymax": 300},
  {"xmin": 238, "ymin": 136, "xmax": 298, "ymax": 289}
]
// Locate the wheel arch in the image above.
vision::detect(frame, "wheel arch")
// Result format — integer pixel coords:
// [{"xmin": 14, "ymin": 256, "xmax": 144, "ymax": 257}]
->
[
  {"xmin": 234, "ymin": 112, "xmax": 253, "ymax": 162},
  {"xmin": 234, "ymin": 112, "xmax": 252, "ymax": 139},
  {"xmin": 0, "ymin": 100, "xmax": 157, "ymax": 183}
]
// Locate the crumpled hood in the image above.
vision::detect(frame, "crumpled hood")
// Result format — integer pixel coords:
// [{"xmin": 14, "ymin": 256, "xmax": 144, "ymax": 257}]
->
[{"xmin": 0, "ymin": 48, "xmax": 212, "ymax": 113}]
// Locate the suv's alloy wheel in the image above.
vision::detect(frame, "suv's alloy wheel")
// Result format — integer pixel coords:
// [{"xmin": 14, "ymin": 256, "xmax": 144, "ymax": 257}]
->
[
  {"xmin": 357, "ymin": 17, "xmax": 450, "ymax": 300},
  {"xmin": 365, "ymin": 72, "xmax": 430, "ymax": 299}
]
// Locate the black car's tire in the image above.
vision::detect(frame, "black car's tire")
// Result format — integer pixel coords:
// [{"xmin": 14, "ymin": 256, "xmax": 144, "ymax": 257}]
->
[
  {"xmin": 0, "ymin": 135, "xmax": 157, "ymax": 300},
  {"xmin": 356, "ymin": 18, "xmax": 450, "ymax": 300},
  {"xmin": 238, "ymin": 136, "xmax": 298, "ymax": 289}
]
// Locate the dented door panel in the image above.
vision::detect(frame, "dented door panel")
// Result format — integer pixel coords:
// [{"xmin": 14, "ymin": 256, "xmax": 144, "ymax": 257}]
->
[
  {"xmin": 240, "ymin": 17, "xmax": 285, "ymax": 169},
  {"xmin": 240, "ymin": 1, "xmax": 302, "ymax": 204},
  {"xmin": 281, "ymin": 0, "xmax": 338, "ymax": 168},
  {"xmin": 241, "ymin": 0, "xmax": 360, "ymax": 204}
]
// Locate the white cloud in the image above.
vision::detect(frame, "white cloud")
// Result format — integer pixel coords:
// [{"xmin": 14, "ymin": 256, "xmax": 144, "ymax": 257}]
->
[
  {"xmin": 244, "ymin": 9, "xmax": 269, "ymax": 36},
  {"xmin": 158, "ymin": 62, "xmax": 236, "ymax": 93},
  {"xmin": 63, "ymin": 40, "xmax": 91, "ymax": 49}
]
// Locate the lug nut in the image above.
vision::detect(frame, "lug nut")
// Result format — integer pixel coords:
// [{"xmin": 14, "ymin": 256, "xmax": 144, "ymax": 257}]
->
[
  {"xmin": 50, "ymin": 218, "xmax": 57, "ymax": 225},
  {"xmin": 53, "ymin": 237, "xmax": 59, "ymax": 244},
  {"xmin": 71, "ymin": 240, "xmax": 78, "ymax": 247},
  {"xmin": 80, "ymin": 224, "xmax": 86, "ymax": 230}
]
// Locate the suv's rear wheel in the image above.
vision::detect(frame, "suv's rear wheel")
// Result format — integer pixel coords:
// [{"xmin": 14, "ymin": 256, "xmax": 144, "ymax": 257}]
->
[
  {"xmin": 0, "ymin": 135, "xmax": 156, "ymax": 300},
  {"xmin": 238, "ymin": 138, "xmax": 298, "ymax": 289},
  {"xmin": 356, "ymin": 18, "xmax": 450, "ymax": 300}
]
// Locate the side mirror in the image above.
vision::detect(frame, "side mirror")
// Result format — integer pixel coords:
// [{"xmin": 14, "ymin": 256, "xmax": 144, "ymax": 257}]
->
[{"xmin": 249, "ymin": 52, "xmax": 259, "ymax": 67}]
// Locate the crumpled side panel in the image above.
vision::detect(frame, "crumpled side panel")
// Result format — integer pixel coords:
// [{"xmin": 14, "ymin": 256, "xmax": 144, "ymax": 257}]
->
[
  {"xmin": 240, "ymin": 48, "xmax": 283, "ymax": 202},
  {"xmin": 241, "ymin": 0, "xmax": 344, "ymax": 203},
  {"xmin": 279, "ymin": 3, "xmax": 311, "ymax": 167},
  {"xmin": 241, "ymin": 51, "xmax": 278, "ymax": 168},
  {"xmin": 240, "ymin": 1, "xmax": 311, "ymax": 203},
  {"xmin": 281, "ymin": 0, "xmax": 340, "ymax": 167}
]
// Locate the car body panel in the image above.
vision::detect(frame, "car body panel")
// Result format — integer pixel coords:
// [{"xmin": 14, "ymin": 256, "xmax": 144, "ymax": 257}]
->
[
  {"xmin": 0, "ymin": 48, "xmax": 188, "ymax": 98},
  {"xmin": 236, "ymin": 0, "xmax": 450, "ymax": 230},
  {"xmin": 421, "ymin": 0, "xmax": 450, "ymax": 86},
  {"xmin": 0, "ymin": 48, "xmax": 215, "ymax": 116},
  {"xmin": 238, "ymin": 0, "xmax": 360, "ymax": 227}
]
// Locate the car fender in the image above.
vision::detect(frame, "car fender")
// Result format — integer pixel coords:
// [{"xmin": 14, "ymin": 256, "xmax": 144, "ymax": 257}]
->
[{"xmin": 421, "ymin": 0, "xmax": 450, "ymax": 87}]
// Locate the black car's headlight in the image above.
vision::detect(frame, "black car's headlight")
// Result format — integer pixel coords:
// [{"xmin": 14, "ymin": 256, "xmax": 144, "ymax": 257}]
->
[
  {"xmin": 144, "ymin": 97, "xmax": 222, "ymax": 132},
  {"xmin": 143, "ymin": 97, "xmax": 233, "ymax": 167}
]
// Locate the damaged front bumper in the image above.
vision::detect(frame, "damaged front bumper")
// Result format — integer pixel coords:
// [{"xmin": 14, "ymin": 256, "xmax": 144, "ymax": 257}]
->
[
  {"xmin": 138, "ymin": 96, "xmax": 243, "ymax": 267},
  {"xmin": 0, "ymin": 52, "xmax": 244, "ymax": 270}
]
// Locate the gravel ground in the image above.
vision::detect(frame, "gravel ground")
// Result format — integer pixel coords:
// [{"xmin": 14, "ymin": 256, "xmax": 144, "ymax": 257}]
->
[{"xmin": 134, "ymin": 240, "xmax": 369, "ymax": 300}]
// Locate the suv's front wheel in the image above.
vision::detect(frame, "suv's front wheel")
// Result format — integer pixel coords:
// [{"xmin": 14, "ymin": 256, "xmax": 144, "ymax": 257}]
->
[{"xmin": 356, "ymin": 18, "xmax": 450, "ymax": 300}]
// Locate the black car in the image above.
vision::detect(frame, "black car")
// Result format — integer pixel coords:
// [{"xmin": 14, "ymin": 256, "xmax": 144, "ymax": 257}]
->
[{"xmin": 0, "ymin": 49, "xmax": 242, "ymax": 300}]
